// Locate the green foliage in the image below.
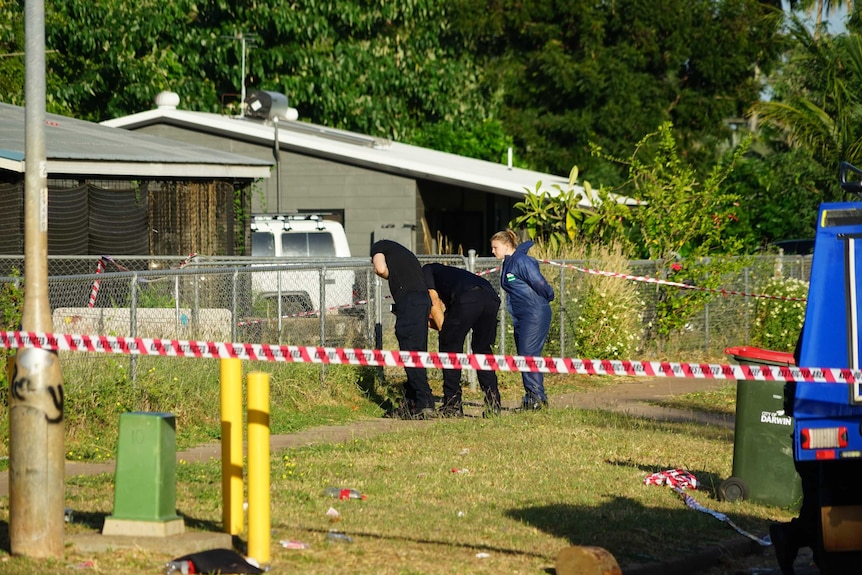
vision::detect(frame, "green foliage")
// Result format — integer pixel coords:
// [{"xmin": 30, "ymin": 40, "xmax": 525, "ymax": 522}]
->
[
  {"xmin": 752, "ymin": 14, "xmax": 862, "ymax": 192},
  {"xmin": 603, "ymin": 122, "xmax": 748, "ymax": 262},
  {"xmin": 748, "ymin": 277, "xmax": 809, "ymax": 352},
  {"xmin": 592, "ymin": 123, "xmax": 751, "ymax": 338},
  {"xmin": 0, "ymin": 270, "xmax": 23, "ymax": 388},
  {"xmin": 25, "ymin": 0, "xmax": 498, "ymax": 160},
  {"xmin": 408, "ymin": 119, "xmax": 513, "ymax": 162},
  {"xmin": 451, "ymin": 0, "xmax": 784, "ymax": 178},
  {"xmin": 133, "ymin": 281, "xmax": 176, "ymax": 308},
  {"xmin": 510, "ymin": 167, "xmax": 630, "ymax": 253},
  {"xmin": 0, "ymin": 269, "xmax": 23, "ymax": 331},
  {"xmin": 721, "ymin": 148, "xmax": 828, "ymax": 252},
  {"xmin": 526, "ymin": 241, "xmax": 644, "ymax": 360}
]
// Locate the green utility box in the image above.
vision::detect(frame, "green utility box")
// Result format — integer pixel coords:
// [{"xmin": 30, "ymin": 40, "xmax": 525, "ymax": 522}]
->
[
  {"xmin": 718, "ymin": 347, "xmax": 803, "ymax": 509},
  {"xmin": 103, "ymin": 412, "xmax": 184, "ymax": 536}
]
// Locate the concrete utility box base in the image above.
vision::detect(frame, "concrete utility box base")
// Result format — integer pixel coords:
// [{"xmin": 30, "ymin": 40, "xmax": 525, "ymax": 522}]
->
[
  {"xmin": 102, "ymin": 517, "xmax": 185, "ymax": 537},
  {"xmin": 104, "ymin": 412, "xmax": 183, "ymax": 536}
]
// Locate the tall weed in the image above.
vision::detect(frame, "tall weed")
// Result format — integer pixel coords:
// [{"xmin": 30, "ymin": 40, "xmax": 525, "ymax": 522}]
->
[{"xmin": 532, "ymin": 241, "xmax": 644, "ymax": 359}]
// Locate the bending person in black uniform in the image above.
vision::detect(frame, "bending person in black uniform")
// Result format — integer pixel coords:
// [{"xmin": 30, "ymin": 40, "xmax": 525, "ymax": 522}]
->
[
  {"xmin": 422, "ymin": 263, "xmax": 502, "ymax": 418},
  {"xmin": 371, "ymin": 240, "xmax": 436, "ymax": 419}
]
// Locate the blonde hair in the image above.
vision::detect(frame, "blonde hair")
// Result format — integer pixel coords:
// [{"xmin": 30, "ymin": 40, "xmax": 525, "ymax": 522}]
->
[{"xmin": 490, "ymin": 229, "xmax": 519, "ymax": 248}]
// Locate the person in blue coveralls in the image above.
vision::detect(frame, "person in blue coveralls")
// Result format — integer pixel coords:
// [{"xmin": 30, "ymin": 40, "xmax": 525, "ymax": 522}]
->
[{"xmin": 490, "ymin": 229, "xmax": 555, "ymax": 410}]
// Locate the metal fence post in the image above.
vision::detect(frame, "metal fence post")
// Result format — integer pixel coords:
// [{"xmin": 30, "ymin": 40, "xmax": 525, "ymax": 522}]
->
[
  {"xmin": 319, "ymin": 266, "xmax": 326, "ymax": 345},
  {"xmin": 174, "ymin": 274, "xmax": 180, "ymax": 337},
  {"xmin": 465, "ymin": 250, "xmax": 478, "ymax": 389},
  {"xmin": 130, "ymin": 273, "xmax": 138, "ymax": 384},
  {"xmin": 277, "ymin": 265, "xmax": 283, "ymax": 345},
  {"xmin": 559, "ymin": 264, "xmax": 566, "ymax": 357},
  {"xmin": 704, "ymin": 301, "xmax": 710, "ymax": 355},
  {"xmin": 365, "ymin": 268, "xmax": 374, "ymax": 345},
  {"xmin": 374, "ymin": 275, "xmax": 384, "ymax": 384},
  {"xmin": 319, "ymin": 266, "xmax": 327, "ymax": 382},
  {"xmin": 231, "ymin": 269, "xmax": 238, "ymax": 342},
  {"xmin": 743, "ymin": 267, "xmax": 750, "ymax": 345},
  {"xmin": 192, "ymin": 272, "xmax": 200, "ymax": 334}
]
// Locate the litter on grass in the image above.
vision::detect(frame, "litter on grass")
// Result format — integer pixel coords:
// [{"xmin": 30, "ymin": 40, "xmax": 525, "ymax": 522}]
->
[{"xmin": 644, "ymin": 469, "xmax": 769, "ymax": 546}]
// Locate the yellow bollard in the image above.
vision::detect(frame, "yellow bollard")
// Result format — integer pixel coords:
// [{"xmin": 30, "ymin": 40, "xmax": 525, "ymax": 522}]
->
[
  {"xmin": 247, "ymin": 371, "xmax": 271, "ymax": 566},
  {"xmin": 220, "ymin": 358, "xmax": 244, "ymax": 535}
]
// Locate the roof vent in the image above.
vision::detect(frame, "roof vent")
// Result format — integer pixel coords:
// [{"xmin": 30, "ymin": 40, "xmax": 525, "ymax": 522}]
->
[{"xmin": 154, "ymin": 91, "xmax": 180, "ymax": 110}]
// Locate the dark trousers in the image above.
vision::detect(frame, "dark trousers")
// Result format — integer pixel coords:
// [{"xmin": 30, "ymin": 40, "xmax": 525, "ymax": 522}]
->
[
  {"xmin": 393, "ymin": 290, "xmax": 434, "ymax": 410},
  {"xmin": 438, "ymin": 289, "xmax": 501, "ymax": 408}
]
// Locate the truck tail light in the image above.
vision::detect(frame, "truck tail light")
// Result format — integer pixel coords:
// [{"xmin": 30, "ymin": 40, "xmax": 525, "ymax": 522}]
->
[{"xmin": 801, "ymin": 427, "xmax": 848, "ymax": 450}]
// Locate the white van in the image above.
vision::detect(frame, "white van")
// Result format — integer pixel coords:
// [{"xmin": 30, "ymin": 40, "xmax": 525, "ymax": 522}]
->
[{"xmin": 250, "ymin": 214, "xmax": 355, "ymax": 315}]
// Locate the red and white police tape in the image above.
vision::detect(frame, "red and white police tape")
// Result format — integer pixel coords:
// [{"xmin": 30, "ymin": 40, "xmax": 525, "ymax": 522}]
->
[
  {"xmin": 540, "ymin": 259, "xmax": 807, "ymax": 302},
  {"xmin": 2, "ymin": 330, "xmax": 860, "ymax": 384}
]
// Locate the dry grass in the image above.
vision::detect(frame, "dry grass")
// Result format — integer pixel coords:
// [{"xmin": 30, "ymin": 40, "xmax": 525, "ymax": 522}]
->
[{"xmin": 0, "ymin": 398, "xmax": 800, "ymax": 575}]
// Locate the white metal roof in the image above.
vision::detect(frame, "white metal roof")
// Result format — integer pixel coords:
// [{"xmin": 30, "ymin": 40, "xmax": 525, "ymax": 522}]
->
[
  {"xmin": 0, "ymin": 103, "xmax": 272, "ymax": 179},
  {"xmin": 103, "ymin": 99, "xmax": 638, "ymax": 206}
]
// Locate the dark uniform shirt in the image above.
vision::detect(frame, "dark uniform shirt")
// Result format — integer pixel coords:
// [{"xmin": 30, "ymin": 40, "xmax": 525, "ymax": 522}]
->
[
  {"xmin": 370, "ymin": 240, "xmax": 426, "ymax": 303},
  {"xmin": 422, "ymin": 263, "xmax": 498, "ymax": 307}
]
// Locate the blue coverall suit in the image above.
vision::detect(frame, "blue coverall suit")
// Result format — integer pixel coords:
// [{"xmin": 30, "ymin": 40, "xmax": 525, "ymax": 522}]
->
[{"xmin": 499, "ymin": 241, "xmax": 554, "ymax": 406}]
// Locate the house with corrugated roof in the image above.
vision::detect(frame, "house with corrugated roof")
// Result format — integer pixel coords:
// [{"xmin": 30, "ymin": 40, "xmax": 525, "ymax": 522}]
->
[
  {"xmin": 0, "ymin": 102, "xmax": 271, "ymax": 266},
  {"xmin": 104, "ymin": 91, "xmax": 635, "ymax": 256}
]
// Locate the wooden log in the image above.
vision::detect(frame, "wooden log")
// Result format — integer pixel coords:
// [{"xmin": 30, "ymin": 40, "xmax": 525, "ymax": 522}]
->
[{"xmin": 555, "ymin": 546, "xmax": 622, "ymax": 575}]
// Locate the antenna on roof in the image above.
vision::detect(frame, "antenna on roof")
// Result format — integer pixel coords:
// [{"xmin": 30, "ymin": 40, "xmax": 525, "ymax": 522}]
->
[{"xmin": 221, "ymin": 32, "xmax": 259, "ymax": 117}]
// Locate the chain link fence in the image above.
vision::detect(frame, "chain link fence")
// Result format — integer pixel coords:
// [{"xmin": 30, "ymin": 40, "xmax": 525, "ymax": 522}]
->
[{"xmin": 0, "ymin": 253, "xmax": 812, "ymax": 378}]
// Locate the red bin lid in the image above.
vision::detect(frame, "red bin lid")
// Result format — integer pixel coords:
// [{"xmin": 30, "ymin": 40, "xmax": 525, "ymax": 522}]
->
[{"xmin": 723, "ymin": 346, "xmax": 796, "ymax": 365}]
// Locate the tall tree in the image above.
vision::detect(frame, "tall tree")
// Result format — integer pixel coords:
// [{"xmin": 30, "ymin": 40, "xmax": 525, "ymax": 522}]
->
[
  {"xmin": 751, "ymin": 13, "xmax": 862, "ymax": 188},
  {"xmin": 450, "ymin": 0, "xmax": 785, "ymax": 180},
  {"xmin": 29, "ymin": 0, "xmax": 499, "ymax": 157}
]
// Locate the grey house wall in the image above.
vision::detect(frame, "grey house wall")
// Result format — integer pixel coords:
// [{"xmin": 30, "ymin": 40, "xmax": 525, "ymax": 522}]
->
[{"xmin": 129, "ymin": 123, "xmax": 520, "ymax": 256}]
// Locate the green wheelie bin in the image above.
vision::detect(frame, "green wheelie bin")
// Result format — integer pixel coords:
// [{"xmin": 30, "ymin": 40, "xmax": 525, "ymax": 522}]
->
[{"xmin": 718, "ymin": 346, "xmax": 803, "ymax": 509}]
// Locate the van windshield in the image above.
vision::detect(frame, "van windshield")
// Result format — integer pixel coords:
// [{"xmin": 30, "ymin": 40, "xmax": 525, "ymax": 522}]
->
[{"xmin": 282, "ymin": 232, "xmax": 336, "ymax": 257}]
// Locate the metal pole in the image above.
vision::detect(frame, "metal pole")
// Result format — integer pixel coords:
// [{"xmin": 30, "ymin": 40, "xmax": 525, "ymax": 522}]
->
[
  {"xmin": 374, "ymin": 275, "xmax": 384, "ymax": 384},
  {"xmin": 319, "ymin": 266, "xmax": 326, "ymax": 382},
  {"xmin": 559, "ymin": 263, "xmax": 566, "ymax": 356},
  {"xmin": 465, "ymin": 250, "xmax": 477, "ymax": 389},
  {"xmin": 277, "ymin": 267, "xmax": 283, "ymax": 345},
  {"xmin": 174, "ymin": 274, "xmax": 180, "ymax": 337},
  {"xmin": 273, "ymin": 117, "xmax": 280, "ymax": 213},
  {"xmin": 130, "ymin": 274, "xmax": 138, "ymax": 384},
  {"xmin": 10, "ymin": 0, "xmax": 65, "ymax": 557},
  {"xmin": 231, "ymin": 269, "xmax": 238, "ymax": 342}
]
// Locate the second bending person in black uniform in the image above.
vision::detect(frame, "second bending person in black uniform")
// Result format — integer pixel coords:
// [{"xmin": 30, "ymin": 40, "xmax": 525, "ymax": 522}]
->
[{"xmin": 423, "ymin": 262, "xmax": 502, "ymax": 417}]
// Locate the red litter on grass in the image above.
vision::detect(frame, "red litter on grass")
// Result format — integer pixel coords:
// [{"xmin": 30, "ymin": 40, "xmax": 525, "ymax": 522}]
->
[{"xmin": 451, "ymin": 468, "xmax": 469, "ymax": 474}]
